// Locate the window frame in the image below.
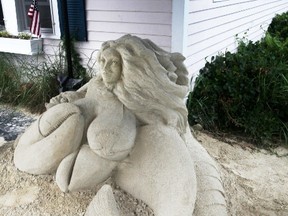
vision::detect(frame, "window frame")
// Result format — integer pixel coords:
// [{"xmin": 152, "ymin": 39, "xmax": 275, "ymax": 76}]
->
[
  {"xmin": 1, "ymin": 0, "xmax": 61, "ymax": 39},
  {"xmin": 17, "ymin": 0, "xmax": 53, "ymax": 34}
]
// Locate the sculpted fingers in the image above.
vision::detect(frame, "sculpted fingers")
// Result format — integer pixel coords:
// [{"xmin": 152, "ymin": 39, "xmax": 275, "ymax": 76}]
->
[{"xmin": 46, "ymin": 91, "xmax": 86, "ymax": 109}]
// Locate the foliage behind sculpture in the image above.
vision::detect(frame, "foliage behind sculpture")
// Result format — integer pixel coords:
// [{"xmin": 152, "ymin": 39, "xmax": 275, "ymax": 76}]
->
[{"xmin": 187, "ymin": 19, "xmax": 288, "ymax": 146}]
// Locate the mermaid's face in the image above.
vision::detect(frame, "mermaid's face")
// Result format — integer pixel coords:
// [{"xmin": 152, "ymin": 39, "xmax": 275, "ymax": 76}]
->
[{"xmin": 99, "ymin": 48, "xmax": 122, "ymax": 87}]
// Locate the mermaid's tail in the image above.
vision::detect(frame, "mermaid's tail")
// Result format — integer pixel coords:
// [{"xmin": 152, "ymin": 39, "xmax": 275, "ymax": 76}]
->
[
  {"xmin": 83, "ymin": 125, "xmax": 228, "ymax": 216},
  {"xmin": 115, "ymin": 125, "xmax": 197, "ymax": 216},
  {"xmin": 184, "ymin": 128, "xmax": 228, "ymax": 216}
]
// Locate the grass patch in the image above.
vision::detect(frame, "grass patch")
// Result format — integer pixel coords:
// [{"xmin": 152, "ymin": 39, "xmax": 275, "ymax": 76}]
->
[{"xmin": 0, "ymin": 40, "xmax": 93, "ymax": 113}]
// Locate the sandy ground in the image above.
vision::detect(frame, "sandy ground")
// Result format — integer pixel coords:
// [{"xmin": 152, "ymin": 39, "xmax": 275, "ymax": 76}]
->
[
  {"xmin": 0, "ymin": 108, "xmax": 288, "ymax": 215},
  {"xmin": 0, "ymin": 141, "xmax": 154, "ymax": 216},
  {"xmin": 197, "ymin": 131, "xmax": 288, "ymax": 216}
]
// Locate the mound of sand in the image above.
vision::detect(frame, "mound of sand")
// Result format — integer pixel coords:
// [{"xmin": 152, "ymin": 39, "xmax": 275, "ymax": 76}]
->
[
  {"xmin": 197, "ymin": 132, "xmax": 288, "ymax": 216},
  {"xmin": 0, "ymin": 124, "xmax": 288, "ymax": 215}
]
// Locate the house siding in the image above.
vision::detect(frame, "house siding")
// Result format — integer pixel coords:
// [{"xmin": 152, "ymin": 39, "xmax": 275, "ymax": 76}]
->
[
  {"xmin": 43, "ymin": 0, "xmax": 173, "ymax": 68},
  {"xmin": 42, "ymin": 0, "xmax": 288, "ymax": 80},
  {"xmin": 185, "ymin": 0, "xmax": 288, "ymax": 83}
]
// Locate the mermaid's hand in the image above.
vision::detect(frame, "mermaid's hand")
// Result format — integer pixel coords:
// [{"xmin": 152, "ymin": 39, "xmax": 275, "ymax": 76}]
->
[{"xmin": 45, "ymin": 91, "xmax": 86, "ymax": 109}]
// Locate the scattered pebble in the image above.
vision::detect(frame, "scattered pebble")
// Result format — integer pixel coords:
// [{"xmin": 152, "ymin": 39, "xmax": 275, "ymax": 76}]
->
[
  {"xmin": 0, "ymin": 106, "xmax": 36, "ymax": 142},
  {"xmin": 273, "ymin": 146, "xmax": 288, "ymax": 157}
]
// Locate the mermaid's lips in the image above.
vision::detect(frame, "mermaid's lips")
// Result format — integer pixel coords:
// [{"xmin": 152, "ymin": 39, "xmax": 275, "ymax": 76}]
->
[{"xmin": 55, "ymin": 145, "xmax": 118, "ymax": 192}]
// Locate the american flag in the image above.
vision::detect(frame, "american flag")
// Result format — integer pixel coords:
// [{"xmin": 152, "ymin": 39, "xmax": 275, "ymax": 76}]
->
[{"xmin": 27, "ymin": 0, "xmax": 41, "ymax": 37}]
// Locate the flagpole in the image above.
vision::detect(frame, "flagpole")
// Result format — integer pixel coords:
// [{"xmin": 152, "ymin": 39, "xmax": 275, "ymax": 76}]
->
[{"xmin": 61, "ymin": 0, "xmax": 73, "ymax": 79}]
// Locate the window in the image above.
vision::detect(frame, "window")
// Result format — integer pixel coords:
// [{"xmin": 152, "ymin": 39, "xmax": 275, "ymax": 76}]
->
[
  {"xmin": 1, "ymin": 0, "xmax": 60, "ymax": 38},
  {"xmin": 16, "ymin": 0, "xmax": 54, "ymax": 34},
  {"xmin": 0, "ymin": 1, "xmax": 4, "ymax": 30},
  {"xmin": 18, "ymin": 0, "xmax": 53, "ymax": 33},
  {"xmin": 1, "ymin": 0, "xmax": 87, "ymax": 41}
]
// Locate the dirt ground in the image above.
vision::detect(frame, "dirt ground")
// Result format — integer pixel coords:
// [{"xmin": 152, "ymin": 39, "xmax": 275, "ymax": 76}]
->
[
  {"xmin": 197, "ymin": 131, "xmax": 288, "ymax": 216},
  {"xmin": 0, "ymin": 127, "xmax": 288, "ymax": 215}
]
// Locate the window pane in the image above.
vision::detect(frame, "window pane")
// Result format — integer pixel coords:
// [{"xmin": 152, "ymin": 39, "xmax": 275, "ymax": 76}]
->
[
  {"xmin": 24, "ymin": 0, "xmax": 52, "ymax": 31},
  {"xmin": 0, "ymin": 1, "xmax": 4, "ymax": 29}
]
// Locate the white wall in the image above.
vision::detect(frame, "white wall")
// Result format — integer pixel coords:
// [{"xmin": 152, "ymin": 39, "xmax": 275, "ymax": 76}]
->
[
  {"xmin": 42, "ymin": 0, "xmax": 288, "ymax": 80},
  {"xmin": 185, "ymin": 0, "xmax": 288, "ymax": 84},
  {"xmin": 43, "ymin": 0, "xmax": 173, "ymax": 69},
  {"xmin": 0, "ymin": 0, "xmax": 18, "ymax": 34},
  {"xmin": 85, "ymin": 0, "xmax": 172, "ymax": 49}
]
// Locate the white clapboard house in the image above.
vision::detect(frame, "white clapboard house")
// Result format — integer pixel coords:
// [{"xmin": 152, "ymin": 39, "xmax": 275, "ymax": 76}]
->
[{"xmin": 1, "ymin": 0, "xmax": 288, "ymax": 84}]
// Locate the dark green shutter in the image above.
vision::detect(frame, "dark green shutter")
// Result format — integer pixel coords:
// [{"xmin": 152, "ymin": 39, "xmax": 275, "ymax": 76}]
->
[{"xmin": 58, "ymin": 0, "xmax": 87, "ymax": 41}]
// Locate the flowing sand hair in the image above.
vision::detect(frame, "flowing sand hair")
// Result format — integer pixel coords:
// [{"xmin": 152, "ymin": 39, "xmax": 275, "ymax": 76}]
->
[{"xmin": 97, "ymin": 35, "xmax": 189, "ymax": 134}]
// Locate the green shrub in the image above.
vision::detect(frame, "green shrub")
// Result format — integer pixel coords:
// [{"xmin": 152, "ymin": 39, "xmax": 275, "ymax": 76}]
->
[
  {"xmin": 187, "ymin": 36, "xmax": 288, "ymax": 147},
  {"xmin": 0, "ymin": 31, "xmax": 14, "ymax": 38},
  {"xmin": 0, "ymin": 54, "xmax": 21, "ymax": 104},
  {"xmin": 15, "ymin": 57, "xmax": 60, "ymax": 113},
  {"xmin": 0, "ymin": 53, "xmax": 59, "ymax": 113},
  {"xmin": 18, "ymin": 32, "xmax": 32, "ymax": 40},
  {"xmin": 0, "ymin": 31, "xmax": 31, "ymax": 39},
  {"xmin": 267, "ymin": 11, "xmax": 288, "ymax": 42},
  {"xmin": 0, "ymin": 39, "xmax": 92, "ymax": 113},
  {"xmin": 61, "ymin": 37, "xmax": 90, "ymax": 82}
]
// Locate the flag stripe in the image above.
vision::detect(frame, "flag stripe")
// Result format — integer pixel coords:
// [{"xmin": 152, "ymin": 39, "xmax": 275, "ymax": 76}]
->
[
  {"xmin": 27, "ymin": 5, "xmax": 34, "ymax": 17},
  {"xmin": 27, "ymin": 0, "xmax": 41, "ymax": 37},
  {"xmin": 30, "ymin": 12, "xmax": 40, "ymax": 37}
]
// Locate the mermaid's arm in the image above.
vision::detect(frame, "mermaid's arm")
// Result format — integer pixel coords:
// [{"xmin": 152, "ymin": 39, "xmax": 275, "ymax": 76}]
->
[{"xmin": 45, "ymin": 80, "xmax": 92, "ymax": 109}]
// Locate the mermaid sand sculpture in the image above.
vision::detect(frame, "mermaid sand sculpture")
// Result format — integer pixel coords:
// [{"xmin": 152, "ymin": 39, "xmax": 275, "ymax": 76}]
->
[{"xmin": 14, "ymin": 35, "xmax": 227, "ymax": 216}]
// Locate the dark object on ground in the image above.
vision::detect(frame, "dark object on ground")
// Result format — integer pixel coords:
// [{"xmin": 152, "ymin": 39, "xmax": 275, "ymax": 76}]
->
[
  {"xmin": 0, "ymin": 107, "xmax": 35, "ymax": 141},
  {"xmin": 57, "ymin": 75, "xmax": 83, "ymax": 92}
]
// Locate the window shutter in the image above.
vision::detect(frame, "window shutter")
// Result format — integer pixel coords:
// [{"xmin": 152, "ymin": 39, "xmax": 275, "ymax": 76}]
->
[{"xmin": 58, "ymin": 0, "xmax": 87, "ymax": 41}]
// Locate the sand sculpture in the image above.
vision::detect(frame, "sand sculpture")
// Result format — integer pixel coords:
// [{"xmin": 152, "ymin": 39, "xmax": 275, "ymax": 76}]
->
[{"xmin": 14, "ymin": 34, "xmax": 227, "ymax": 216}]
